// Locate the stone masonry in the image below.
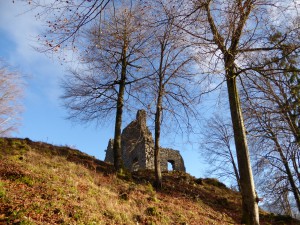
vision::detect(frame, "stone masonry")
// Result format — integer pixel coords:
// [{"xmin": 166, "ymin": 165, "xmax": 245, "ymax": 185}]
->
[{"xmin": 104, "ymin": 110, "xmax": 186, "ymax": 172}]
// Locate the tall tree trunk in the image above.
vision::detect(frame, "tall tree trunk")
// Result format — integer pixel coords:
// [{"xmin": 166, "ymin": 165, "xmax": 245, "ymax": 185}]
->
[
  {"xmin": 226, "ymin": 73, "xmax": 259, "ymax": 225},
  {"xmin": 113, "ymin": 41, "xmax": 127, "ymax": 171},
  {"xmin": 113, "ymin": 80, "xmax": 125, "ymax": 171},
  {"xmin": 154, "ymin": 81, "xmax": 163, "ymax": 189},
  {"xmin": 292, "ymin": 153, "xmax": 300, "ymax": 187},
  {"xmin": 153, "ymin": 41, "xmax": 166, "ymax": 189},
  {"xmin": 154, "ymin": 101, "xmax": 162, "ymax": 189},
  {"xmin": 229, "ymin": 148, "xmax": 241, "ymax": 192},
  {"xmin": 271, "ymin": 132, "xmax": 300, "ymax": 212},
  {"xmin": 282, "ymin": 188, "xmax": 293, "ymax": 216}
]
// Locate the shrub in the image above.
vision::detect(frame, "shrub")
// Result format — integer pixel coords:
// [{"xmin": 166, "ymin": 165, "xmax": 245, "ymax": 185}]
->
[{"xmin": 203, "ymin": 178, "xmax": 227, "ymax": 189}]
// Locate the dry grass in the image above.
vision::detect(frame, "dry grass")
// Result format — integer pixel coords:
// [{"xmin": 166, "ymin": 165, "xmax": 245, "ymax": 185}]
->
[{"xmin": 0, "ymin": 138, "xmax": 299, "ymax": 225}]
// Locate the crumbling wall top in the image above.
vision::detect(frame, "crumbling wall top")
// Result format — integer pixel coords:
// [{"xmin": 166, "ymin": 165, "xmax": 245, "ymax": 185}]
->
[{"xmin": 136, "ymin": 110, "xmax": 147, "ymax": 128}]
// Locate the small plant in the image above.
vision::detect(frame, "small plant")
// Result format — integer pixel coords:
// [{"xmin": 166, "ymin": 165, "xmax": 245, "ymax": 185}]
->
[
  {"xmin": 71, "ymin": 208, "xmax": 83, "ymax": 221},
  {"xmin": 0, "ymin": 181, "xmax": 6, "ymax": 198},
  {"xmin": 145, "ymin": 183, "xmax": 158, "ymax": 202},
  {"xmin": 8, "ymin": 209, "xmax": 26, "ymax": 223},
  {"xmin": 195, "ymin": 178, "xmax": 203, "ymax": 185},
  {"xmin": 145, "ymin": 206, "xmax": 160, "ymax": 217}
]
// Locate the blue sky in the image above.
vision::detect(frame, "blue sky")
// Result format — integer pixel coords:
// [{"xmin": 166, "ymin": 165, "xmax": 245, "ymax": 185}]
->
[{"xmin": 0, "ymin": 0, "xmax": 210, "ymax": 178}]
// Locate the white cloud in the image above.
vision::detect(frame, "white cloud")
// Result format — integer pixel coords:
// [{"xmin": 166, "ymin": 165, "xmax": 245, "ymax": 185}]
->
[
  {"xmin": 265, "ymin": 0, "xmax": 300, "ymax": 26},
  {"xmin": 0, "ymin": 1, "xmax": 67, "ymax": 105},
  {"xmin": 0, "ymin": 1, "xmax": 42, "ymax": 63}
]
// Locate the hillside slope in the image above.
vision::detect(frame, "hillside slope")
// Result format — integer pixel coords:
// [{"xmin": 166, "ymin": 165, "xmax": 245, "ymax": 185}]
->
[{"xmin": 0, "ymin": 138, "xmax": 299, "ymax": 225}]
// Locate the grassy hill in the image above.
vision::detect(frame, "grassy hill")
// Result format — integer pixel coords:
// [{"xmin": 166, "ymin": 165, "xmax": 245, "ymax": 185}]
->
[{"xmin": 0, "ymin": 138, "xmax": 299, "ymax": 225}]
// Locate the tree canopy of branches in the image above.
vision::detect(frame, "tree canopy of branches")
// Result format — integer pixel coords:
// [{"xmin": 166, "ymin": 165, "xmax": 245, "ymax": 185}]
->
[
  {"xmin": 0, "ymin": 60, "xmax": 23, "ymax": 136},
  {"xmin": 241, "ymin": 32, "xmax": 300, "ymax": 214},
  {"xmin": 29, "ymin": 0, "xmax": 112, "ymax": 52},
  {"xmin": 61, "ymin": 1, "xmax": 150, "ymax": 171}
]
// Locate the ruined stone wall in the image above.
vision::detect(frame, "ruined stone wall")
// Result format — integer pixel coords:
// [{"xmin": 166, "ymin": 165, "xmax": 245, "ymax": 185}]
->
[
  {"xmin": 160, "ymin": 148, "xmax": 186, "ymax": 172},
  {"xmin": 121, "ymin": 110, "xmax": 155, "ymax": 171},
  {"xmin": 104, "ymin": 139, "xmax": 114, "ymax": 164},
  {"xmin": 104, "ymin": 110, "xmax": 185, "ymax": 172}
]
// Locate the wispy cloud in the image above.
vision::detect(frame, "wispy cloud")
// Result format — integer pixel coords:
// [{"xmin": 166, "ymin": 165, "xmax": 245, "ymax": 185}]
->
[
  {"xmin": 0, "ymin": 1, "xmax": 66, "ymax": 105},
  {"xmin": 0, "ymin": 1, "xmax": 41, "ymax": 62}
]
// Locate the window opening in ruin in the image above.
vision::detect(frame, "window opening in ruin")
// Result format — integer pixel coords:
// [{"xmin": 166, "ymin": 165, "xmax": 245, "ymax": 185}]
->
[{"xmin": 167, "ymin": 160, "xmax": 175, "ymax": 171}]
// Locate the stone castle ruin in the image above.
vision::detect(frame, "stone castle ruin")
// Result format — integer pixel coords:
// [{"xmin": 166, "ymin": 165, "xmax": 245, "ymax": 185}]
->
[{"xmin": 104, "ymin": 110, "xmax": 186, "ymax": 172}]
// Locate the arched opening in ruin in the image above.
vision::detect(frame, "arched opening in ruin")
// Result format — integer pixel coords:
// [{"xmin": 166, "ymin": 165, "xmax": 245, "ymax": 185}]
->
[{"xmin": 167, "ymin": 160, "xmax": 175, "ymax": 171}]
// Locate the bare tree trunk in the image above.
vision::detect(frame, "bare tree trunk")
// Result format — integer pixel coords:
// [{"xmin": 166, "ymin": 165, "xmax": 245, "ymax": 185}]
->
[
  {"xmin": 154, "ymin": 41, "xmax": 165, "ymax": 189},
  {"xmin": 227, "ymin": 74, "xmax": 259, "ymax": 225},
  {"xmin": 291, "ymin": 151, "xmax": 300, "ymax": 186},
  {"xmin": 282, "ymin": 188, "xmax": 293, "ymax": 216},
  {"xmin": 229, "ymin": 148, "xmax": 241, "ymax": 192},
  {"xmin": 113, "ymin": 80, "xmax": 125, "ymax": 171},
  {"xmin": 271, "ymin": 132, "xmax": 300, "ymax": 212},
  {"xmin": 216, "ymin": 0, "xmax": 258, "ymax": 219},
  {"xmin": 204, "ymin": 1, "xmax": 259, "ymax": 221},
  {"xmin": 281, "ymin": 113, "xmax": 300, "ymax": 190},
  {"xmin": 280, "ymin": 153, "xmax": 300, "ymax": 213},
  {"xmin": 113, "ymin": 41, "xmax": 127, "ymax": 171},
  {"xmin": 154, "ymin": 87, "xmax": 163, "ymax": 189}
]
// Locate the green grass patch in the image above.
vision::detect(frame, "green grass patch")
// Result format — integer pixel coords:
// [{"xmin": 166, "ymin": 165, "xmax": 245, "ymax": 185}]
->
[
  {"xmin": 0, "ymin": 181, "xmax": 6, "ymax": 198},
  {"xmin": 17, "ymin": 176, "xmax": 35, "ymax": 187}
]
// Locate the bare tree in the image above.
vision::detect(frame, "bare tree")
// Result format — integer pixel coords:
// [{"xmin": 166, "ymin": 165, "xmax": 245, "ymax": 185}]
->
[
  {"xmin": 182, "ymin": 1, "xmax": 261, "ymax": 223},
  {"xmin": 240, "ymin": 39, "xmax": 300, "ymax": 213},
  {"xmin": 244, "ymin": 82, "xmax": 300, "ymax": 213},
  {"xmin": 0, "ymin": 60, "xmax": 23, "ymax": 136},
  {"xmin": 248, "ymin": 122, "xmax": 299, "ymax": 217},
  {"xmin": 61, "ymin": 1, "xmax": 150, "ymax": 171},
  {"xmin": 200, "ymin": 114, "xmax": 241, "ymax": 191},
  {"xmin": 141, "ymin": 0, "xmax": 199, "ymax": 189}
]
